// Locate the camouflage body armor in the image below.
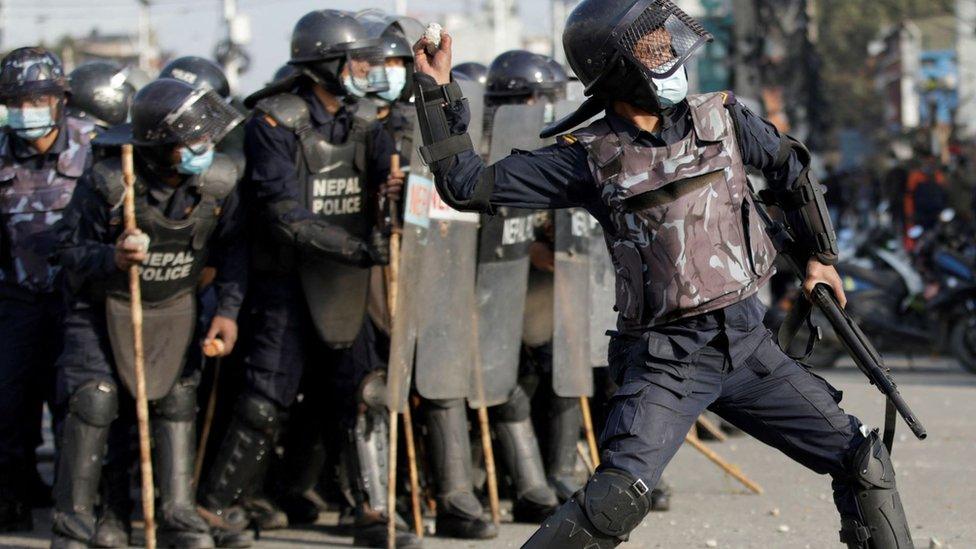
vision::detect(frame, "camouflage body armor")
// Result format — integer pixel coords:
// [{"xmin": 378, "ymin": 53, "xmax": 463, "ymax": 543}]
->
[
  {"xmin": 0, "ymin": 116, "xmax": 94, "ymax": 294},
  {"xmin": 574, "ymin": 92, "xmax": 776, "ymax": 334}
]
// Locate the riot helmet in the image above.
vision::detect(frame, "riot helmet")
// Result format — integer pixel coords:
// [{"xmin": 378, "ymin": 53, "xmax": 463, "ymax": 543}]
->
[
  {"xmin": 486, "ymin": 51, "xmax": 564, "ymax": 105},
  {"xmin": 452, "ymin": 62, "xmax": 488, "ymax": 85},
  {"xmin": 0, "ymin": 47, "xmax": 69, "ymax": 140},
  {"xmin": 288, "ymin": 9, "xmax": 389, "ymax": 98},
  {"xmin": 97, "ymin": 78, "xmax": 243, "ymax": 176},
  {"xmin": 355, "ymin": 11, "xmax": 417, "ymax": 104},
  {"xmin": 67, "ymin": 61, "xmax": 135, "ymax": 128},
  {"xmin": 563, "ymin": 0, "xmax": 710, "ymax": 112},
  {"xmin": 159, "ymin": 56, "xmax": 231, "ymax": 99},
  {"xmin": 271, "ymin": 64, "xmax": 300, "ymax": 85},
  {"xmin": 354, "ymin": 9, "xmax": 425, "ymax": 44}
]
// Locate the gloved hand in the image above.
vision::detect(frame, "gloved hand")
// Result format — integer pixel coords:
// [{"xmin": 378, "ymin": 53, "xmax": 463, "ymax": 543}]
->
[{"xmin": 364, "ymin": 227, "xmax": 391, "ymax": 267}]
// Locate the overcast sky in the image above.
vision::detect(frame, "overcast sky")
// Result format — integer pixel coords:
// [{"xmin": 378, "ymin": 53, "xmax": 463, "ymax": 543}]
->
[{"xmin": 2, "ymin": 0, "xmax": 551, "ymax": 94}]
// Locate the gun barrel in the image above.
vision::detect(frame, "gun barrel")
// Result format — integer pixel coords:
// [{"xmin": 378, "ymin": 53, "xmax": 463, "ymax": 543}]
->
[{"xmin": 811, "ymin": 285, "xmax": 927, "ymax": 440}]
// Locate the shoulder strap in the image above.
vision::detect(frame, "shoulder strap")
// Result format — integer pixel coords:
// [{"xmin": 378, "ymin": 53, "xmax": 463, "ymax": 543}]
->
[
  {"xmin": 254, "ymin": 93, "xmax": 312, "ymax": 134},
  {"xmin": 572, "ymin": 118, "xmax": 623, "ymax": 175},
  {"xmin": 688, "ymin": 92, "xmax": 732, "ymax": 143},
  {"xmin": 198, "ymin": 153, "xmax": 239, "ymax": 201},
  {"xmin": 91, "ymin": 158, "xmax": 127, "ymax": 208}
]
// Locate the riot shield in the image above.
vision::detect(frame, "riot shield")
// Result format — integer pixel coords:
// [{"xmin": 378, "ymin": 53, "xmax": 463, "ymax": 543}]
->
[
  {"xmin": 405, "ymin": 79, "xmax": 487, "ymax": 403},
  {"xmin": 467, "ymin": 103, "xmax": 548, "ymax": 408},
  {"xmin": 588, "ymin": 218, "xmax": 616, "ymax": 368},
  {"xmin": 486, "ymin": 104, "xmax": 547, "ymax": 164},
  {"xmin": 552, "ymin": 208, "xmax": 594, "ymax": 398},
  {"xmin": 387, "ymin": 114, "xmax": 428, "ymax": 413},
  {"xmin": 106, "ymin": 292, "xmax": 195, "ymax": 401}
]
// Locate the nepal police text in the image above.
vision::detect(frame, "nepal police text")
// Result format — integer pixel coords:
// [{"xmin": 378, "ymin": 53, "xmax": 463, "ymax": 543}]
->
[
  {"xmin": 138, "ymin": 251, "xmax": 195, "ymax": 282},
  {"xmin": 312, "ymin": 177, "xmax": 363, "ymax": 215}
]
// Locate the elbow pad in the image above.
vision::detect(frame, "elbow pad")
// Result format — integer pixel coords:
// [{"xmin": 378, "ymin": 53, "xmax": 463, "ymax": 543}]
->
[
  {"xmin": 760, "ymin": 137, "xmax": 839, "ymax": 265},
  {"xmin": 414, "ymin": 73, "xmax": 494, "ymax": 213}
]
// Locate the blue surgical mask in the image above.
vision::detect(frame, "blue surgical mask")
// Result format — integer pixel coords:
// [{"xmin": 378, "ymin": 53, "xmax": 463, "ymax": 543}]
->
[
  {"xmin": 343, "ymin": 75, "xmax": 368, "ymax": 98},
  {"xmin": 8, "ymin": 106, "xmax": 54, "ymax": 140},
  {"xmin": 652, "ymin": 68, "xmax": 689, "ymax": 109},
  {"xmin": 377, "ymin": 66, "xmax": 407, "ymax": 103},
  {"xmin": 177, "ymin": 147, "xmax": 214, "ymax": 175}
]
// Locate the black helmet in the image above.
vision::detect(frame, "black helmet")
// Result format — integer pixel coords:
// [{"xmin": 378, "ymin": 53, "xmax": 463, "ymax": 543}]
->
[
  {"xmin": 540, "ymin": 0, "xmax": 712, "ymax": 138},
  {"xmin": 91, "ymin": 78, "xmax": 243, "ymax": 152},
  {"xmin": 159, "ymin": 56, "xmax": 230, "ymax": 99},
  {"xmin": 288, "ymin": 10, "xmax": 387, "ymax": 96},
  {"xmin": 354, "ymin": 9, "xmax": 425, "ymax": 44},
  {"xmin": 564, "ymin": 0, "xmax": 711, "ymax": 96},
  {"xmin": 452, "ymin": 62, "xmax": 488, "ymax": 85},
  {"xmin": 486, "ymin": 51, "xmax": 563, "ymax": 102},
  {"xmin": 67, "ymin": 61, "xmax": 135, "ymax": 127},
  {"xmin": 0, "ymin": 47, "xmax": 68, "ymax": 102},
  {"xmin": 271, "ymin": 64, "xmax": 300, "ymax": 85}
]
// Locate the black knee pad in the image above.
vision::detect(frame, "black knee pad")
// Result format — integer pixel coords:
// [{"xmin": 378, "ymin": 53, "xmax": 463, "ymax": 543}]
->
[
  {"xmin": 840, "ymin": 431, "xmax": 912, "ymax": 548},
  {"xmin": 68, "ymin": 380, "xmax": 118, "ymax": 427},
  {"xmin": 495, "ymin": 384, "xmax": 531, "ymax": 422},
  {"xmin": 582, "ymin": 468, "xmax": 652, "ymax": 539},
  {"xmin": 152, "ymin": 378, "xmax": 198, "ymax": 422},
  {"xmin": 236, "ymin": 393, "xmax": 284, "ymax": 436}
]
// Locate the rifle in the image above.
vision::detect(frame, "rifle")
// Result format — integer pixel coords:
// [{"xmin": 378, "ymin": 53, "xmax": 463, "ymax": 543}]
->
[{"xmin": 750, "ymin": 187, "xmax": 926, "ymax": 451}]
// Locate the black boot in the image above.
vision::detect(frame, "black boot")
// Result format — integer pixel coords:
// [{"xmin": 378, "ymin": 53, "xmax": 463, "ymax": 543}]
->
[
  {"xmin": 90, "ymin": 454, "xmax": 132, "ymax": 548},
  {"xmin": 51, "ymin": 381, "xmax": 118, "ymax": 548},
  {"xmin": 547, "ymin": 396, "xmax": 584, "ymax": 502},
  {"xmin": 494, "ymin": 388, "xmax": 558, "ymax": 523},
  {"xmin": 153, "ymin": 380, "xmax": 215, "ymax": 548},
  {"xmin": 199, "ymin": 393, "xmax": 284, "ymax": 548},
  {"xmin": 0, "ymin": 469, "xmax": 32, "ymax": 533},
  {"xmin": 650, "ymin": 477, "xmax": 672, "ymax": 512},
  {"xmin": 241, "ymin": 494, "xmax": 289, "ymax": 530},
  {"xmin": 426, "ymin": 399, "xmax": 497, "ymax": 540}
]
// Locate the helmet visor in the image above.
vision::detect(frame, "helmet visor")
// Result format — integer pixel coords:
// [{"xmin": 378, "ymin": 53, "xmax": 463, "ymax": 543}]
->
[
  {"xmin": 615, "ymin": 0, "xmax": 712, "ymax": 79},
  {"xmin": 161, "ymin": 87, "xmax": 243, "ymax": 153},
  {"xmin": 345, "ymin": 47, "xmax": 389, "ymax": 94}
]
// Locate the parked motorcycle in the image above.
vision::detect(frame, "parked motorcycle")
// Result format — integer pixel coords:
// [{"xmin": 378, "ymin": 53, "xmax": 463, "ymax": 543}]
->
[{"xmin": 776, "ymin": 210, "xmax": 976, "ymax": 373}]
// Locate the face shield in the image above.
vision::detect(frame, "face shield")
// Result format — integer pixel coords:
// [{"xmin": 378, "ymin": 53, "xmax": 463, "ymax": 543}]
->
[
  {"xmin": 144, "ymin": 87, "xmax": 244, "ymax": 153},
  {"xmin": 615, "ymin": 0, "xmax": 711, "ymax": 80},
  {"xmin": 342, "ymin": 46, "xmax": 389, "ymax": 97}
]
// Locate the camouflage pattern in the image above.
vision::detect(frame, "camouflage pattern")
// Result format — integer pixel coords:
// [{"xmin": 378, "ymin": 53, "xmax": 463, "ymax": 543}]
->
[
  {"xmin": 0, "ymin": 116, "xmax": 94, "ymax": 293},
  {"xmin": 573, "ymin": 92, "xmax": 776, "ymax": 333}
]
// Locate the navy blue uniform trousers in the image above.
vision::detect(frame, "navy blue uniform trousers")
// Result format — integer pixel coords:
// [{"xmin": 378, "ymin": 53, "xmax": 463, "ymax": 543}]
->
[
  {"xmin": 0, "ymin": 292, "xmax": 61, "ymax": 471},
  {"xmin": 602, "ymin": 319, "xmax": 865, "ymax": 518}
]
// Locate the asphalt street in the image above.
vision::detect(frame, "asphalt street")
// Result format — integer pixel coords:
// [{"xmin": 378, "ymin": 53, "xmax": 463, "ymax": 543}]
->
[{"xmin": 3, "ymin": 357, "xmax": 973, "ymax": 549}]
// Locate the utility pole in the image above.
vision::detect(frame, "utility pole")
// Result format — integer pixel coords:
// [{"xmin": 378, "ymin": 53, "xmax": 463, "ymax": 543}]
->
[
  {"xmin": 493, "ymin": 0, "xmax": 507, "ymax": 58},
  {"xmin": 223, "ymin": 0, "xmax": 240, "ymax": 94},
  {"xmin": 955, "ymin": 0, "xmax": 976, "ymax": 139},
  {"xmin": 0, "ymin": 1, "xmax": 5, "ymax": 53},
  {"xmin": 138, "ymin": 0, "xmax": 151, "ymax": 71}
]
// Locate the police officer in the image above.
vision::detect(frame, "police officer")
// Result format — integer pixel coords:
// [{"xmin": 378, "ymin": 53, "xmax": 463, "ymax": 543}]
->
[
  {"xmin": 52, "ymin": 78, "xmax": 245, "ymax": 549},
  {"xmin": 0, "ymin": 47, "xmax": 95, "ymax": 533},
  {"xmin": 412, "ymin": 1, "xmax": 914, "ymax": 548},
  {"xmin": 67, "ymin": 61, "xmax": 135, "ymax": 130},
  {"xmin": 197, "ymin": 10, "xmax": 418, "ymax": 548}
]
